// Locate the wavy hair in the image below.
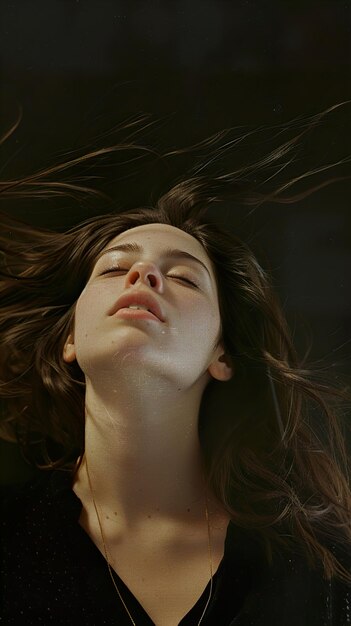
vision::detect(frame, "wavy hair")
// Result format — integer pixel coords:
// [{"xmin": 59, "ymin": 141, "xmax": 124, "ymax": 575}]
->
[{"xmin": 0, "ymin": 104, "xmax": 350, "ymax": 583}]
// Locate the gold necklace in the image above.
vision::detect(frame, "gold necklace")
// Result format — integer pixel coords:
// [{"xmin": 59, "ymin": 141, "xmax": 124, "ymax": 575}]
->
[{"xmin": 84, "ymin": 455, "xmax": 214, "ymax": 626}]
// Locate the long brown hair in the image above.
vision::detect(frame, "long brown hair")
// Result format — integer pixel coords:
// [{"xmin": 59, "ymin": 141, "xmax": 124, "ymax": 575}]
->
[{"xmin": 1, "ymin": 105, "xmax": 350, "ymax": 583}]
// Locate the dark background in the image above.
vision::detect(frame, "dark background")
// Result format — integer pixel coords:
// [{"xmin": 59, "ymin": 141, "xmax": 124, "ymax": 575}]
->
[{"xmin": 1, "ymin": 0, "xmax": 350, "ymax": 482}]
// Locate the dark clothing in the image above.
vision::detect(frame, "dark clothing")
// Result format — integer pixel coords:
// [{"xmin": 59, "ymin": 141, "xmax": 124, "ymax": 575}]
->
[{"xmin": 0, "ymin": 469, "xmax": 350, "ymax": 625}]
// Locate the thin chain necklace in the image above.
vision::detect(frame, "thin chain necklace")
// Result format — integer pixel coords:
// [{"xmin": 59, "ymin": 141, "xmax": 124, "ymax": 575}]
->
[{"xmin": 84, "ymin": 455, "xmax": 214, "ymax": 626}]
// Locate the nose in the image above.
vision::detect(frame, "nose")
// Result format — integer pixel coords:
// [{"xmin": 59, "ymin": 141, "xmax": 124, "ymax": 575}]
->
[{"xmin": 125, "ymin": 261, "xmax": 163, "ymax": 290}]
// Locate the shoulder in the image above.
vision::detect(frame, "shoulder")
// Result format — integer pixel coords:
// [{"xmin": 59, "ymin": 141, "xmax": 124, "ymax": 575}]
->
[
  {"xmin": 1, "ymin": 466, "xmax": 81, "ymax": 524},
  {"xmin": 1, "ymin": 471, "xmax": 44, "ymax": 510},
  {"xmin": 224, "ymin": 523, "xmax": 351, "ymax": 626},
  {"xmin": 0, "ymin": 470, "xmax": 58, "ymax": 538}
]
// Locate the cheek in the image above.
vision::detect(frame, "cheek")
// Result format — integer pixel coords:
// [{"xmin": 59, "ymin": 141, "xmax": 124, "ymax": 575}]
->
[
  {"xmin": 184, "ymin": 302, "xmax": 221, "ymax": 344},
  {"xmin": 75, "ymin": 283, "xmax": 110, "ymax": 320},
  {"xmin": 73, "ymin": 290, "xmax": 100, "ymax": 341}
]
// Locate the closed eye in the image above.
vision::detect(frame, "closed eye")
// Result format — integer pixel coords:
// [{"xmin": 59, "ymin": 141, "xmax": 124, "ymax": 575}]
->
[
  {"xmin": 99, "ymin": 267, "xmax": 198, "ymax": 287},
  {"xmin": 167, "ymin": 274, "xmax": 198, "ymax": 288},
  {"xmin": 100, "ymin": 267, "xmax": 124, "ymax": 275}
]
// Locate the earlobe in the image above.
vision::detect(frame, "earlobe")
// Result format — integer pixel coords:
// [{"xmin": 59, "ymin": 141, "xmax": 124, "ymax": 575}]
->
[
  {"xmin": 63, "ymin": 334, "xmax": 76, "ymax": 363},
  {"xmin": 208, "ymin": 351, "xmax": 234, "ymax": 382}
]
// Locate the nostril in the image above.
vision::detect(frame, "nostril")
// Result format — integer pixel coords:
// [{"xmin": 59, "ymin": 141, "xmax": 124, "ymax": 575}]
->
[
  {"xmin": 129, "ymin": 274, "xmax": 156, "ymax": 288},
  {"xmin": 128, "ymin": 263, "xmax": 162, "ymax": 288},
  {"xmin": 147, "ymin": 274, "xmax": 158, "ymax": 287}
]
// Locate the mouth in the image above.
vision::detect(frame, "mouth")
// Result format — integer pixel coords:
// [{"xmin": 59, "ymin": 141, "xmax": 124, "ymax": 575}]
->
[
  {"xmin": 123, "ymin": 304, "xmax": 152, "ymax": 313},
  {"xmin": 111, "ymin": 291, "xmax": 165, "ymax": 322},
  {"xmin": 114, "ymin": 307, "xmax": 161, "ymax": 321}
]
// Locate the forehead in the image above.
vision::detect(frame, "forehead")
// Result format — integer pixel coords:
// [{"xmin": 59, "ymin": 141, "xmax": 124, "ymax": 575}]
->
[{"xmin": 105, "ymin": 223, "xmax": 210, "ymax": 263}]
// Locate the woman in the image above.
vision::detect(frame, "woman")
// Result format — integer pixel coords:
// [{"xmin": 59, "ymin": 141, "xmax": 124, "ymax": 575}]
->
[{"xmin": 1, "ymin": 109, "xmax": 351, "ymax": 625}]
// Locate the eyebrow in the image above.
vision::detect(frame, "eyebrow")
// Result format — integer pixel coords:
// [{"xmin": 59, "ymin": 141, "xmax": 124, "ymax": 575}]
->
[{"xmin": 95, "ymin": 242, "xmax": 211, "ymax": 277}]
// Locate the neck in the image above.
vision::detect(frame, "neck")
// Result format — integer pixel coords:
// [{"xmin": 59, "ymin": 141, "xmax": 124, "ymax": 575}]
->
[{"xmin": 73, "ymin": 376, "xmax": 214, "ymax": 528}]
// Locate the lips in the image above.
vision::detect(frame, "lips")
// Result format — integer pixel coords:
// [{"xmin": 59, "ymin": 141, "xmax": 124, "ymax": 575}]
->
[{"xmin": 110, "ymin": 290, "xmax": 165, "ymax": 322}]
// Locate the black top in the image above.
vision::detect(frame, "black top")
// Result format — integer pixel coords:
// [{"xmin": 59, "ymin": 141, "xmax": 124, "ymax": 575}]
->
[{"xmin": 1, "ymin": 469, "xmax": 350, "ymax": 625}]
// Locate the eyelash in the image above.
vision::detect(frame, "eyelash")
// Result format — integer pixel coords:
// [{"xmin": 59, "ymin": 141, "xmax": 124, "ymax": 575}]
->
[
  {"xmin": 100, "ymin": 267, "xmax": 199, "ymax": 288},
  {"xmin": 168, "ymin": 274, "xmax": 198, "ymax": 288}
]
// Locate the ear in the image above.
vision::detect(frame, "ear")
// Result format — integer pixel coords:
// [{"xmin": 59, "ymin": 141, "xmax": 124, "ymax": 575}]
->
[
  {"xmin": 207, "ymin": 345, "xmax": 234, "ymax": 382},
  {"xmin": 63, "ymin": 333, "xmax": 76, "ymax": 363}
]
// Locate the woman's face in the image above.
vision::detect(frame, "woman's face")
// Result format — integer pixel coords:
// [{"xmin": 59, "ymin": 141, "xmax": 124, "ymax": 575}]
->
[{"xmin": 63, "ymin": 223, "xmax": 232, "ymax": 388}]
